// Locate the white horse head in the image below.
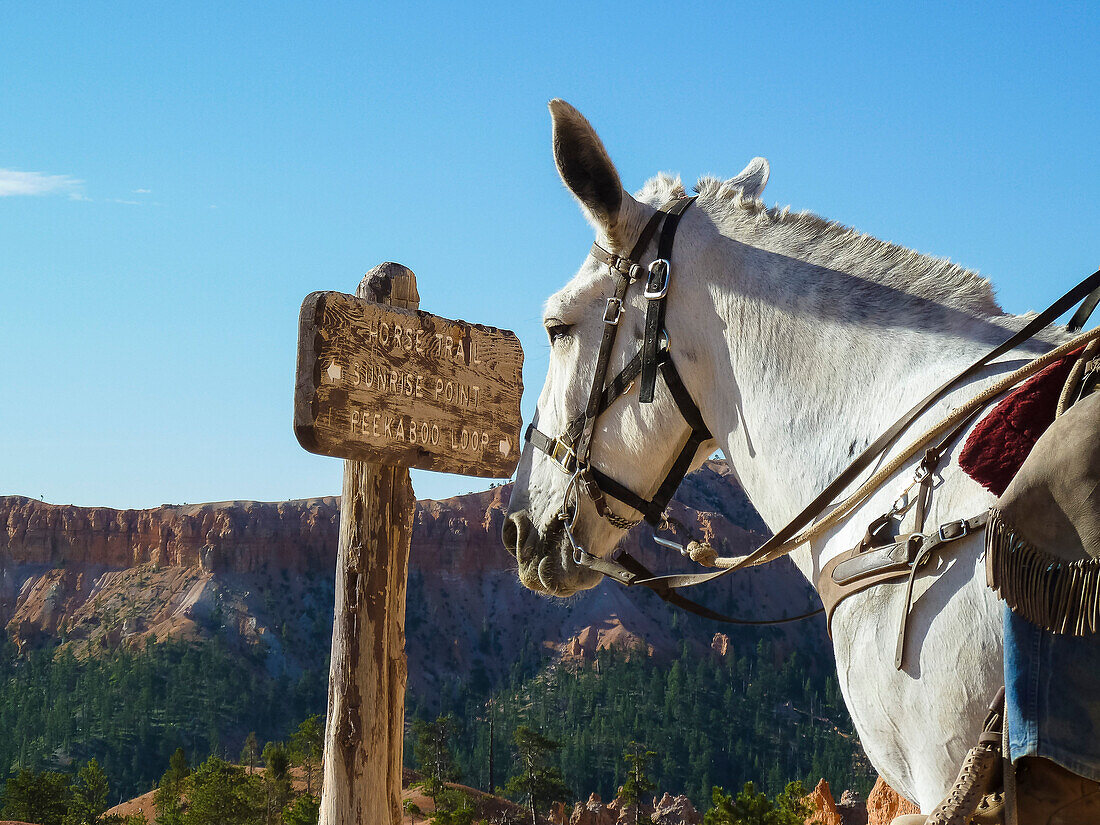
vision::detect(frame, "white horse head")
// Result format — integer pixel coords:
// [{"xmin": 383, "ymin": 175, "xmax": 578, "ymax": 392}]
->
[
  {"xmin": 502, "ymin": 100, "xmax": 765, "ymax": 595},
  {"xmin": 504, "ymin": 100, "xmax": 1066, "ymax": 811}
]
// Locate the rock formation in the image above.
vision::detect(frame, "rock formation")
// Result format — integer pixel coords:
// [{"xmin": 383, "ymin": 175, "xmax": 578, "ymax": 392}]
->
[
  {"xmin": 710, "ymin": 632, "xmax": 731, "ymax": 656},
  {"xmin": 0, "ymin": 460, "xmax": 824, "ymax": 695},
  {"xmin": 565, "ymin": 790, "xmax": 699, "ymax": 825},
  {"xmin": 835, "ymin": 789, "xmax": 867, "ymax": 825},
  {"xmin": 651, "ymin": 793, "xmax": 701, "ymax": 825},
  {"xmin": 570, "ymin": 793, "xmax": 615, "ymax": 825},
  {"xmin": 865, "ymin": 777, "xmax": 920, "ymax": 825},
  {"xmin": 806, "ymin": 779, "xmax": 843, "ymax": 825}
]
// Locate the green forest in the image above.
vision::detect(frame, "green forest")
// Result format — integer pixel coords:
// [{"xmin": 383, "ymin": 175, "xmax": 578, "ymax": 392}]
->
[
  {"xmin": 0, "ymin": 636, "xmax": 327, "ymax": 800},
  {"xmin": 0, "ymin": 617, "xmax": 870, "ymax": 818},
  {"xmin": 408, "ymin": 637, "xmax": 872, "ymax": 806}
]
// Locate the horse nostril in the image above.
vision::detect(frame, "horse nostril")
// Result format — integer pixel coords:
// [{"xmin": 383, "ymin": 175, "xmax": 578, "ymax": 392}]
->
[{"xmin": 502, "ymin": 512, "xmax": 532, "ymax": 558}]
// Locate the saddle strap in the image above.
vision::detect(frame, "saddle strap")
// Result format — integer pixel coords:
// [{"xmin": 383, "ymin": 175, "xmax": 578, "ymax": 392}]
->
[{"xmin": 816, "ymin": 513, "xmax": 989, "ymax": 641}]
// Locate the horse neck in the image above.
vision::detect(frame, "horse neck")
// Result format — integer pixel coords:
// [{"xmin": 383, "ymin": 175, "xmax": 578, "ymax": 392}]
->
[{"xmin": 693, "ymin": 239, "xmax": 1015, "ymax": 574}]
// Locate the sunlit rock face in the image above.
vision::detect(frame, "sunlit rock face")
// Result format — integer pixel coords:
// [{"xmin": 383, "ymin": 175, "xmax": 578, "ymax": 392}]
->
[{"xmin": 0, "ymin": 460, "xmax": 822, "ymax": 696}]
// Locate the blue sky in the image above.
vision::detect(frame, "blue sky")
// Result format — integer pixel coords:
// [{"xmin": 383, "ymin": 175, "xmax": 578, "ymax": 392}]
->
[{"xmin": 2, "ymin": 2, "xmax": 1098, "ymax": 508}]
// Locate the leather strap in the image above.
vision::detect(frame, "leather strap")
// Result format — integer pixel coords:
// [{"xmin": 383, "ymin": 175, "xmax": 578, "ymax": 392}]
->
[
  {"xmin": 1068, "ymin": 283, "xmax": 1100, "ymax": 332},
  {"xmin": 894, "ymin": 513, "xmax": 988, "ymax": 669},
  {"xmin": 607, "ymin": 552, "xmax": 824, "ymax": 625},
  {"xmin": 527, "ymin": 352, "xmax": 714, "ymax": 528},
  {"xmin": 815, "ymin": 513, "xmax": 988, "ymax": 640},
  {"xmin": 575, "ymin": 266, "xmax": 639, "ymax": 461},
  {"xmin": 646, "ymin": 359, "xmax": 712, "ymax": 513},
  {"xmin": 525, "ymin": 424, "xmax": 577, "ymax": 472},
  {"xmin": 585, "ymin": 466, "xmax": 660, "ymax": 525},
  {"xmin": 587, "ymin": 206, "xmax": 667, "ymax": 281},
  {"xmin": 526, "ymin": 194, "xmax": 702, "ymax": 536},
  {"xmin": 640, "ymin": 197, "xmax": 695, "ymax": 403}
]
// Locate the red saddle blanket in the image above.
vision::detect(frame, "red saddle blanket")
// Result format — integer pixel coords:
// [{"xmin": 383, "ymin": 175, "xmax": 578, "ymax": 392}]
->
[{"xmin": 958, "ymin": 352, "xmax": 1078, "ymax": 496}]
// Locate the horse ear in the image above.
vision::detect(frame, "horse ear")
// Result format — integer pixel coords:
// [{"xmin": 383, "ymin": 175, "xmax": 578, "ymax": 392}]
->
[
  {"xmin": 549, "ymin": 99, "xmax": 623, "ymax": 228},
  {"xmin": 727, "ymin": 157, "xmax": 770, "ymax": 198}
]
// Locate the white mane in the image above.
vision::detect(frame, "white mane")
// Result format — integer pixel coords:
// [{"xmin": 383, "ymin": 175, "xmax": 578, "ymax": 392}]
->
[{"xmin": 636, "ymin": 173, "xmax": 1004, "ymax": 318}]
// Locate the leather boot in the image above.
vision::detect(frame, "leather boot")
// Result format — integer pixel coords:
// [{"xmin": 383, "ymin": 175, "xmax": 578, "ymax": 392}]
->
[
  {"xmin": 1015, "ymin": 757, "xmax": 1100, "ymax": 824},
  {"xmin": 971, "ymin": 789, "xmax": 1006, "ymax": 823}
]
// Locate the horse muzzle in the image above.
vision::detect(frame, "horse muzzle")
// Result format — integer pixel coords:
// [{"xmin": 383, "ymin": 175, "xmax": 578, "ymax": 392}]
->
[{"xmin": 502, "ymin": 510, "xmax": 602, "ymax": 596}]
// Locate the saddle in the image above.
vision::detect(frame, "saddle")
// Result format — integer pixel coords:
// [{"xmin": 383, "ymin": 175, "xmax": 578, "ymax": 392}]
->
[{"xmin": 985, "ymin": 351, "xmax": 1100, "ymax": 635}]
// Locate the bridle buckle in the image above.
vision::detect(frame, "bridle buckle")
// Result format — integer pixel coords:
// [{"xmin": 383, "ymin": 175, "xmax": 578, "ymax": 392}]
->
[
  {"xmin": 603, "ymin": 297, "xmax": 623, "ymax": 326},
  {"xmin": 550, "ymin": 439, "xmax": 576, "ymax": 471},
  {"xmin": 938, "ymin": 519, "xmax": 971, "ymax": 542},
  {"xmin": 643, "ymin": 259, "xmax": 671, "ymax": 299}
]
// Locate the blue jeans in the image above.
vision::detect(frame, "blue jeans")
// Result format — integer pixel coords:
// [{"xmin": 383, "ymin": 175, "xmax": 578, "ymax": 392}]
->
[{"xmin": 1005, "ymin": 605, "xmax": 1100, "ymax": 781}]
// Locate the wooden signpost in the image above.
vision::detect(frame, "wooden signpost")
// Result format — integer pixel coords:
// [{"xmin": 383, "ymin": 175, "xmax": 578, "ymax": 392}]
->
[
  {"xmin": 295, "ymin": 289, "xmax": 523, "ymax": 477},
  {"xmin": 294, "ymin": 262, "xmax": 523, "ymax": 825}
]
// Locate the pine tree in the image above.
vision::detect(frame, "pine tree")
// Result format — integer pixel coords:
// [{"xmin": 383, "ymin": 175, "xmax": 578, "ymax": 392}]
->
[
  {"xmin": 241, "ymin": 732, "xmax": 260, "ymax": 775},
  {"xmin": 703, "ymin": 781, "xmax": 812, "ymax": 825},
  {"xmin": 502, "ymin": 726, "xmax": 570, "ymax": 825},
  {"xmin": 154, "ymin": 747, "xmax": 190, "ymax": 825},
  {"xmin": 620, "ymin": 742, "xmax": 657, "ymax": 824},
  {"xmin": 289, "ymin": 715, "xmax": 324, "ymax": 795},
  {"xmin": 412, "ymin": 715, "xmax": 460, "ymax": 804},
  {"xmin": 262, "ymin": 742, "xmax": 292, "ymax": 825},
  {"xmin": 0, "ymin": 769, "xmax": 72, "ymax": 825},
  {"xmin": 64, "ymin": 758, "xmax": 111, "ymax": 825},
  {"xmin": 181, "ymin": 755, "xmax": 262, "ymax": 825},
  {"xmin": 281, "ymin": 793, "xmax": 320, "ymax": 825}
]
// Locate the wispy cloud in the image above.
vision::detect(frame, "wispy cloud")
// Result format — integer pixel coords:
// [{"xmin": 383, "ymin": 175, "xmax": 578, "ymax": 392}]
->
[
  {"xmin": 132, "ymin": 188, "xmax": 152, "ymax": 194},
  {"xmin": 0, "ymin": 168, "xmax": 83, "ymax": 197}
]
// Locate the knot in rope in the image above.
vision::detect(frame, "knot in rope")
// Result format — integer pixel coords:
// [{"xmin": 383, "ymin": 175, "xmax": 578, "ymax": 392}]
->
[{"xmin": 687, "ymin": 541, "xmax": 718, "ymax": 567}]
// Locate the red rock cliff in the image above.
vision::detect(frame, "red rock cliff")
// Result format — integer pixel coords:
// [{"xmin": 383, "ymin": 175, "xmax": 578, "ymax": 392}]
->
[{"xmin": 0, "ymin": 460, "xmax": 824, "ymax": 691}]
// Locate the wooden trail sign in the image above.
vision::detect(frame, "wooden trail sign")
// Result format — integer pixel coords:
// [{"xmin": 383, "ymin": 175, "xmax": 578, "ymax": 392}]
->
[
  {"xmin": 295, "ymin": 289, "xmax": 524, "ymax": 478},
  {"xmin": 298, "ymin": 262, "xmax": 524, "ymax": 825}
]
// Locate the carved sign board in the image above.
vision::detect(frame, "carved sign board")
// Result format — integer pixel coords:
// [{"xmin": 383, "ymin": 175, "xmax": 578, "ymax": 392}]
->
[{"xmin": 294, "ymin": 291, "xmax": 524, "ymax": 478}]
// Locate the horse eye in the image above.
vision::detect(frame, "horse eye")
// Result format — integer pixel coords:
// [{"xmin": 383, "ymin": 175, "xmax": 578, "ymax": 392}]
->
[{"xmin": 546, "ymin": 323, "xmax": 572, "ymax": 344}]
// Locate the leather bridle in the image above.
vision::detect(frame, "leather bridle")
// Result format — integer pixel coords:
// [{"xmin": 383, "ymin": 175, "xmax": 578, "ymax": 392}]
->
[
  {"xmin": 526, "ymin": 196, "xmax": 708, "ymax": 530},
  {"xmin": 524, "ymin": 197, "xmax": 819, "ymax": 624}
]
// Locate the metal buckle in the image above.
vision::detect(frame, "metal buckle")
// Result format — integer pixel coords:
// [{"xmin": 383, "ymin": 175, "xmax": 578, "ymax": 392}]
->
[
  {"xmin": 644, "ymin": 259, "xmax": 671, "ymax": 299},
  {"xmin": 938, "ymin": 519, "xmax": 970, "ymax": 543},
  {"xmin": 603, "ymin": 297, "xmax": 623, "ymax": 325},
  {"xmin": 628, "ymin": 263, "xmax": 646, "ymax": 281},
  {"xmin": 550, "ymin": 439, "xmax": 576, "ymax": 471}
]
